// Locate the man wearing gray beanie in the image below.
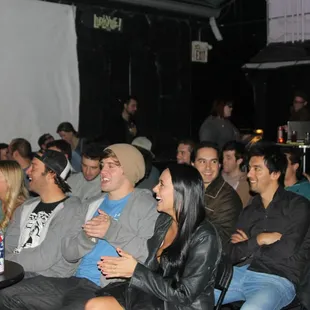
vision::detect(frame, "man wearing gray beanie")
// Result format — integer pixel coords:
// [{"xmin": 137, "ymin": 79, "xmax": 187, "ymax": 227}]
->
[
  {"xmin": 106, "ymin": 143, "xmax": 145, "ymax": 185},
  {"xmin": 0, "ymin": 144, "xmax": 159, "ymax": 310}
]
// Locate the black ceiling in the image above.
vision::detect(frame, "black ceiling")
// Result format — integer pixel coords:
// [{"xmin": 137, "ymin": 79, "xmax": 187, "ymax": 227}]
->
[{"xmin": 41, "ymin": 0, "xmax": 234, "ymax": 18}]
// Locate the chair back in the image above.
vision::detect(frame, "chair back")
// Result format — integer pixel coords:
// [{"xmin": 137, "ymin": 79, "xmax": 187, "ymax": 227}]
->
[{"xmin": 214, "ymin": 255, "xmax": 233, "ymax": 310}]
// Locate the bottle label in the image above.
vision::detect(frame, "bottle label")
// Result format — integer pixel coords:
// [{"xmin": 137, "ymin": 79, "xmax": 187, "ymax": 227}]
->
[{"xmin": 0, "ymin": 258, "xmax": 4, "ymax": 273}]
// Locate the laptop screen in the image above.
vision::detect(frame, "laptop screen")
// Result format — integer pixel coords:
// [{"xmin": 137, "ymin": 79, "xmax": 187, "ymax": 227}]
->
[{"xmin": 287, "ymin": 121, "xmax": 310, "ymax": 142}]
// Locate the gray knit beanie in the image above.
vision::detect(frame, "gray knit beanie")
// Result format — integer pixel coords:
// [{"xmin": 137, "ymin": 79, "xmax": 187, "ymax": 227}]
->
[{"xmin": 105, "ymin": 144, "xmax": 145, "ymax": 185}]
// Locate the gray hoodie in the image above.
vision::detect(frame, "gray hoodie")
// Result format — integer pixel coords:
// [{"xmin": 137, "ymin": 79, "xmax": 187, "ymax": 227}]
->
[
  {"xmin": 62, "ymin": 188, "xmax": 159, "ymax": 287},
  {"xmin": 199, "ymin": 115, "xmax": 240, "ymax": 148},
  {"xmin": 5, "ymin": 196, "xmax": 86, "ymax": 278},
  {"xmin": 67, "ymin": 172, "xmax": 102, "ymax": 202}
]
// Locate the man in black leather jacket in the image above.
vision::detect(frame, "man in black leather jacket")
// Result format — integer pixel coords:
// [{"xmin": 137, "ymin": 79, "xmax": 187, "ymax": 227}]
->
[{"xmin": 193, "ymin": 141, "xmax": 242, "ymax": 252}]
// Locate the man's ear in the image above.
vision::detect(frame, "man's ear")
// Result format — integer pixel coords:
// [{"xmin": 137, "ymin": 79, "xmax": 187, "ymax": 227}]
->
[
  {"xmin": 46, "ymin": 171, "xmax": 56, "ymax": 182},
  {"xmin": 271, "ymin": 171, "xmax": 281, "ymax": 181},
  {"xmin": 237, "ymin": 158, "xmax": 243, "ymax": 167},
  {"xmin": 293, "ymin": 163, "xmax": 299, "ymax": 172},
  {"xmin": 12, "ymin": 150, "xmax": 18, "ymax": 160}
]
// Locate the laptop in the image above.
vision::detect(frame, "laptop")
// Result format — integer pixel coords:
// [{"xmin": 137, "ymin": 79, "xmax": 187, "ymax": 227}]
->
[{"xmin": 287, "ymin": 121, "xmax": 310, "ymax": 143}]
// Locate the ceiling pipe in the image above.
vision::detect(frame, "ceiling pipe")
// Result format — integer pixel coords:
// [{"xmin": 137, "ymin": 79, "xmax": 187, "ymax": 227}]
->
[{"xmin": 109, "ymin": 0, "xmax": 220, "ymax": 18}]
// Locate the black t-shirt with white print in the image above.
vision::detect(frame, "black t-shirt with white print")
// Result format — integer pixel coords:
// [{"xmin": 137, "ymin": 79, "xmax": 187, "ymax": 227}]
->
[{"xmin": 22, "ymin": 197, "xmax": 68, "ymax": 249}]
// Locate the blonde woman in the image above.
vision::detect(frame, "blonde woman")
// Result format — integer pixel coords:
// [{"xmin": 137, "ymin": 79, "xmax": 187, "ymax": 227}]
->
[{"xmin": 0, "ymin": 161, "xmax": 28, "ymax": 230}]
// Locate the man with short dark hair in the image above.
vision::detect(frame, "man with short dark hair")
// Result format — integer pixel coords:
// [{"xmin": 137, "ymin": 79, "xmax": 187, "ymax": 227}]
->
[
  {"xmin": 67, "ymin": 144, "xmax": 102, "ymax": 202},
  {"xmin": 222, "ymin": 140, "xmax": 251, "ymax": 207},
  {"xmin": 47, "ymin": 139, "xmax": 80, "ymax": 174},
  {"xmin": 46, "ymin": 139, "xmax": 72, "ymax": 161},
  {"xmin": 0, "ymin": 143, "xmax": 8, "ymax": 160},
  {"xmin": 283, "ymin": 148, "xmax": 310, "ymax": 200},
  {"xmin": 38, "ymin": 133, "xmax": 54, "ymax": 152},
  {"xmin": 215, "ymin": 142, "xmax": 310, "ymax": 309},
  {"xmin": 176, "ymin": 139, "xmax": 195, "ymax": 165},
  {"xmin": 4, "ymin": 150, "xmax": 84, "ymax": 278},
  {"xmin": 193, "ymin": 141, "xmax": 242, "ymax": 251},
  {"xmin": 0, "ymin": 144, "xmax": 158, "ymax": 310},
  {"xmin": 107, "ymin": 96, "xmax": 139, "ymax": 143},
  {"xmin": 9, "ymin": 138, "xmax": 32, "ymax": 165}
]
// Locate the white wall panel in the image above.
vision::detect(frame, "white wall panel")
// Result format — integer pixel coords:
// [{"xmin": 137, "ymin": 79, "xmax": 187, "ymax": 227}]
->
[
  {"xmin": 268, "ymin": 0, "xmax": 310, "ymax": 43},
  {"xmin": 0, "ymin": 0, "xmax": 79, "ymax": 149}
]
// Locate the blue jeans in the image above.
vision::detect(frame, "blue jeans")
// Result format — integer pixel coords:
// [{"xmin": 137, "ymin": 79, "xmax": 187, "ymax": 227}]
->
[{"xmin": 214, "ymin": 265, "xmax": 296, "ymax": 310}]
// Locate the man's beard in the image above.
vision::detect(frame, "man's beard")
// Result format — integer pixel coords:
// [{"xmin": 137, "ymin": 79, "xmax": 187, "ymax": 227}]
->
[{"xmin": 127, "ymin": 111, "xmax": 136, "ymax": 121}]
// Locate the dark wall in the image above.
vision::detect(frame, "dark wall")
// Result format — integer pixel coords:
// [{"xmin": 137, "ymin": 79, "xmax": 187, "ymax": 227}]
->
[
  {"xmin": 77, "ymin": 8, "xmax": 191, "ymax": 155},
  {"xmin": 76, "ymin": 0, "xmax": 267, "ymax": 154},
  {"xmin": 191, "ymin": 0, "xmax": 266, "ymax": 140},
  {"xmin": 248, "ymin": 65, "xmax": 310, "ymax": 141}
]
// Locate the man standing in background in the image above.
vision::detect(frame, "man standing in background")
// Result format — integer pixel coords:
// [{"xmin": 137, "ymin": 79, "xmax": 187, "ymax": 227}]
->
[{"xmin": 107, "ymin": 96, "xmax": 139, "ymax": 143}]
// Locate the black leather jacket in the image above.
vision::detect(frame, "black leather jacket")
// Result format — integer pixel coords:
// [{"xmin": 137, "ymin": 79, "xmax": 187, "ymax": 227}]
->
[
  {"xmin": 205, "ymin": 174, "xmax": 242, "ymax": 253},
  {"xmin": 129, "ymin": 213, "xmax": 222, "ymax": 310}
]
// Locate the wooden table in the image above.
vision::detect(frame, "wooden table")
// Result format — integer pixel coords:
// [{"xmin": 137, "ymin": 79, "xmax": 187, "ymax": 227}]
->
[{"xmin": 0, "ymin": 260, "xmax": 24, "ymax": 289}]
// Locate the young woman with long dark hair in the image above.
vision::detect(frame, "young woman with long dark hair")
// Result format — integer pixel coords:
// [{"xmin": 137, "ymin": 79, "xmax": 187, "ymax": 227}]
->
[{"xmin": 85, "ymin": 164, "xmax": 221, "ymax": 310}]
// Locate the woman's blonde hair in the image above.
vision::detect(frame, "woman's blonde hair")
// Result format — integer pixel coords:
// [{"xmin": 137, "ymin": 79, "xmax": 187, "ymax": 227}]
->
[{"xmin": 0, "ymin": 160, "xmax": 28, "ymax": 230}]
